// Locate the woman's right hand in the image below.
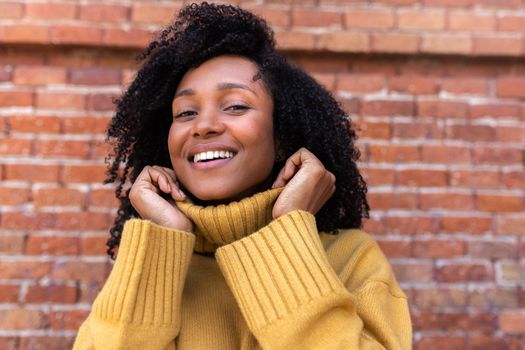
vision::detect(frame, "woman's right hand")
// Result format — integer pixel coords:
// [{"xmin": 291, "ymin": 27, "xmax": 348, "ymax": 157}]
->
[{"xmin": 129, "ymin": 165, "xmax": 194, "ymax": 232}]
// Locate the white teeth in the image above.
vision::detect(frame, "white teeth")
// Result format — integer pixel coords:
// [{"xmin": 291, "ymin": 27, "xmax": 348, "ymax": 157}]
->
[{"xmin": 192, "ymin": 150, "xmax": 234, "ymax": 163}]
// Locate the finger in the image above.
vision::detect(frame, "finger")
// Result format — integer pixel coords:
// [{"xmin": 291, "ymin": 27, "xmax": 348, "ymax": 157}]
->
[
  {"xmin": 153, "ymin": 166, "xmax": 186, "ymax": 201},
  {"xmin": 272, "ymin": 158, "xmax": 299, "ymax": 188}
]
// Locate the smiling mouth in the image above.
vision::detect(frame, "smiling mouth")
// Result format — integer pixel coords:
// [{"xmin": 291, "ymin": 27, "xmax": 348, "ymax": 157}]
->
[{"xmin": 191, "ymin": 150, "xmax": 236, "ymax": 163}]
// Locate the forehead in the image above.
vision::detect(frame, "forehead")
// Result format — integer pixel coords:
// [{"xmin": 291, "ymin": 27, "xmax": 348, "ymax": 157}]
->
[{"xmin": 176, "ymin": 55, "xmax": 262, "ymax": 91}]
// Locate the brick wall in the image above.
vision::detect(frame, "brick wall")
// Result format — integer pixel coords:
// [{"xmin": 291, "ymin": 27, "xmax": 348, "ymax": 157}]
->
[{"xmin": 0, "ymin": 0, "xmax": 524, "ymax": 349}]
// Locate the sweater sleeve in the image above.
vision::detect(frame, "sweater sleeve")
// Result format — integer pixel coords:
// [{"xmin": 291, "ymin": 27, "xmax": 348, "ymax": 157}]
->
[
  {"xmin": 214, "ymin": 210, "xmax": 412, "ymax": 350},
  {"xmin": 73, "ymin": 219, "xmax": 195, "ymax": 350}
]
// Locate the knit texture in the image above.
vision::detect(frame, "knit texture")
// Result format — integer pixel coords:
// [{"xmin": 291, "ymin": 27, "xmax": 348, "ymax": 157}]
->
[{"xmin": 73, "ymin": 189, "xmax": 412, "ymax": 349}]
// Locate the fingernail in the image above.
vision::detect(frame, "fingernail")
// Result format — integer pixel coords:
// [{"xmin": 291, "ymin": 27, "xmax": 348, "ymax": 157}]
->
[{"xmin": 178, "ymin": 189, "xmax": 185, "ymax": 198}]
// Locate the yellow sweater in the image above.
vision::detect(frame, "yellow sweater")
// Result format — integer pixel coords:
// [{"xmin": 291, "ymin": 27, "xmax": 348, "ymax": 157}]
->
[{"xmin": 73, "ymin": 188, "xmax": 412, "ymax": 349}]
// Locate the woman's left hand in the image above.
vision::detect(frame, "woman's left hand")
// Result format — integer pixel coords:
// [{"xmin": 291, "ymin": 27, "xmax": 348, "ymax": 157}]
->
[{"xmin": 271, "ymin": 148, "xmax": 336, "ymax": 219}]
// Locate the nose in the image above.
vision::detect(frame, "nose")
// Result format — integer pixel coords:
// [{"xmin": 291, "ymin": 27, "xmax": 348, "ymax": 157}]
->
[{"xmin": 191, "ymin": 107, "xmax": 226, "ymax": 138}]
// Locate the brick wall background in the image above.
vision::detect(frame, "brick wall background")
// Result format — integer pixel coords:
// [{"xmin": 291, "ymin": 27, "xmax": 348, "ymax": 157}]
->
[{"xmin": 0, "ymin": 0, "xmax": 524, "ymax": 349}]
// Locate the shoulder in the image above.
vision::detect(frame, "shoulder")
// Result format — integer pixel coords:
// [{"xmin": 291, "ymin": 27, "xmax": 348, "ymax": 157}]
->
[{"xmin": 319, "ymin": 229, "xmax": 406, "ymax": 298}]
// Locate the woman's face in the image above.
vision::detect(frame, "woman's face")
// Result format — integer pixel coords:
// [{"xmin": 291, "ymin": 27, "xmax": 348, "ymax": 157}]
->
[{"xmin": 169, "ymin": 55, "xmax": 276, "ymax": 202}]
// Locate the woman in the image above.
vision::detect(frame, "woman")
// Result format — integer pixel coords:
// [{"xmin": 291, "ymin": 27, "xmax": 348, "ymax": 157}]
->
[{"xmin": 73, "ymin": 2, "xmax": 412, "ymax": 349}]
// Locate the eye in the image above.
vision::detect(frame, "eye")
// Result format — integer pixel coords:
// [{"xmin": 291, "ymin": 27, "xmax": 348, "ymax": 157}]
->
[
  {"xmin": 226, "ymin": 104, "xmax": 250, "ymax": 112},
  {"xmin": 174, "ymin": 110, "xmax": 196, "ymax": 119}
]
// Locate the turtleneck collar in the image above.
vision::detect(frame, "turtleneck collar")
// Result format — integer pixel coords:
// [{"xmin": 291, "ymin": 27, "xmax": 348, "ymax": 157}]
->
[{"xmin": 175, "ymin": 188, "xmax": 283, "ymax": 253}]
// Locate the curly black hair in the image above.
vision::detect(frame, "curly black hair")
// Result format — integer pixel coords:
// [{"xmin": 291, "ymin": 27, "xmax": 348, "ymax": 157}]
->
[{"xmin": 104, "ymin": 2, "xmax": 369, "ymax": 259}]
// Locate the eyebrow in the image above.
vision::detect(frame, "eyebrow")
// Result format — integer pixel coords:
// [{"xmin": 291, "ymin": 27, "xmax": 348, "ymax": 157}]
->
[{"xmin": 173, "ymin": 82, "xmax": 258, "ymax": 99}]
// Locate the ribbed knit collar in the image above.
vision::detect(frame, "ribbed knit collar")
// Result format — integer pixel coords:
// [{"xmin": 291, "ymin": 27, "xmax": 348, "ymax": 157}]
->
[{"xmin": 175, "ymin": 188, "xmax": 283, "ymax": 253}]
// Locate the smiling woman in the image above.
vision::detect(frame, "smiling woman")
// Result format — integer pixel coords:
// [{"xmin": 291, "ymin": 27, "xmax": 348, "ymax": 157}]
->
[{"xmin": 72, "ymin": 2, "xmax": 412, "ymax": 350}]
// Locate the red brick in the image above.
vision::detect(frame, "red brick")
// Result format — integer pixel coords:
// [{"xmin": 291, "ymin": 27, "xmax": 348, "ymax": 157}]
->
[
  {"xmin": 103, "ymin": 28, "xmax": 152, "ymax": 48},
  {"xmin": 0, "ymin": 91, "xmax": 33, "ymax": 107},
  {"xmin": 442, "ymin": 312, "xmax": 496, "ymax": 332},
  {"xmin": 355, "ymin": 120, "xmax": 391, "ymax": 139},
  {"xmin": 368, "ymin": 144, "xmax": 419, "ymax": 163},
  {"xmin": 440, "ymin": 216, "xmax": 492, "ymax": 234},
  {"xmin": 386, "ymin": 216, "xmax": 439, "ymax": 235},
  {"xmin": 292, "ymin": 9, "xmax": 342, "ymax": 28},
  {"xmin": 131, "ymin": 4, "xmax": 181, "ymax": 24},
  {"xmin": 0, "ymin": 235, "xmax": 25, "ymax": 254},
  {"xmin": 8, "ymin": 116, "xmax": 61, "ymax": 133},
  {"xmin": 55, "ymin": 212, "xmax": 111, "ymax": 231},
  {"xmin": 496, "ymin": 77, "xmax": 525, "ymax": 98},
  {"xmin": 392, "ymin": 263, "xmax": 433, "ymax": 282},
  {"xmin": 375, "ymin": 0, "xmax": 418, "ymax": 4},
  {"xmin": 470, "ymin": 335, "xmax": 522, "ymax": 350},
  {"xmin": 0, "ymin": 138, "xmax": 31, "ymax": 156},
  {"xmin": 26, "ymin": 236, "xmax": 80, "ymax": 255},
  {"xmin": 25, "ymin": 284, "xmax": 77, "ymax": 303},
  {"xmin": 62, "ymin": 164, "xmax": 107, "ymax": 183},
  {"xmin": 418, "ymin": 100, "xmax": 469, "ymax": 118},
  {"xmin": 473, "ymin": 147, "xmax": 522, "ymax": 165},
  {"xmin": 62, "ymin": 116, "xmax": 110, "ymax": 134},
  {"xmin": 421, "ymin": 34, "xmax": 472, "ymax": 54},
  {"xmin": 317, "ymin": 32, "xmax": 369, "ymax": 53},
  {"xmin": 499, "ymin": 312, "xmax": 525, "ymax": 334},
  {"xmin": 79, "ymin": 4, "xmax": 129, "ymax": 23},
  {"xmin": 0, "ymin": 285, "xmax": 19, "ymax": 303},
  {"xmin": 0, "ymin": 212, "xmax": 55, "ymax": 230},
  {"xmin": 0, "ymin": 2, "xmax": 23, "ymax": 19},
  {"xmin": 371, "ymin": 33, "xmax": 419, "ymax": 53},
  {"xmin": 0, "ymin": 186, "xmax": 30, "ymax": 205},
  {"xmin": 502, "ymin": 171, "xmax": 525, "ymax": 189},
  {"xmin": 360, "ymin": 167, "xmax": 395, "ymax": 186},
  {"xmin": 413, "ymin": 287, "xmax": 467, "ymax": 308},
  {"xmin": 449, "ymin": 169, "xmax": 500, "ymax": 189},
  {"xmin": 376, "ymin": 239, "xmax": 411, "ymax": 257},
  {"xmin": 498, "ymin": 16, "xmax": 525, "ymax": 33},
  {"xmin": 389, "ymin": 76, "xmax": 438, "ymax": 95},
  {"xmin": 368, "ymin": 192, "xmax": 418, "ymax": 210},
  {"xmin": 420, "ymin": 192, "xmax": 474, "ymax": 210},
  {"xmin": 396, "ymin": 169, "xmax": 448, "ymax": 187},
  {"xmin": 496, "ymin": 126, "xmax": 525, "ymax": 143},
  {"xmin": 447, "ymin": 124, "xmax": 496, "ymax": 142},
  {"xmin": 496, "ymin": 216, "xmax": 525, "ymax": 235},
  {"xmin": 35, "ymin": 140, "xmax": 90, "ymax": 159},
  {"xmin": 275, "ymin": 32, "xmax": 316, "ymax": 50},
  {"xmin": 469, "ymin": 286, "xmax": 519, "ymax": 308},
  {"xmin": 413, "ymin": 239, "xmax": 464, "ymax": 258},
  {"xmin": 0, "ymin": 261, "xmax": 51, "ymax": 279},
  {"xmin": 398, "ymin": 10, "xmax": 446, "ymax": 31},
  {"xmin": 69, "ymin": 68, "xmax": 121, "ymax": 85},
  {"xmin": 362, "ymin": 100, "xmax": 414, "ymax": 116},
  {"xmin": 50, "ymin": 310, "xmax": 89, "ymax": 330},
  {"xmin": 392, "ymin": 121, "xmax": 444, "ymax": 139},
  {"xmin": 0, "ymin": 65, "xmax": 12, "ymax": 82},
  {"xmin": 362, "ymin": 217, "xmax": 385, "ymax": 235},
  {"xmin": 36, "ymin": 92, "xmax": 86, "ymax": 109},
  {"xmin": 448, "ymin": 12, "xmax": 496, "ymax": 32},
  {"xmin": 500, "ymin": 262, "xmax": 525, "ymax": 283},
  {"xmin": 50, "ymin": 25, "xmax": 103, "ymax": 46},
  {"xmin": 470, "ymin": 103, "xmax": 522, "ymax": 119},
  {"xmin": 0, "ymin": 309, "xmax": 48, "ymax": 330},
  {"xmin": 411, "ymin": 310, "xmax": 441, "ymax": 331},
  {"xmin": 81, "ymin": 236, "xmax": 108, "ymax": 256},
  {"xmin": 422, "ymin": 145, "xmax": 470, "ymax": 164},
  {"xmin": 24, "ymin": 3, "xmax": 76, "ymax": 20},
  {"xmin": 473, "ymin": 35, "xmax": 523, "ymax": 56},
  {"xmin": 19, "ymin": 336, "xmax": 75, "ymax": 350},
  {"xmin": 441, "ymin": 77, "xmax": 489, "ymax": 95},
  {"xmin": 311, "ymin": 73, "xmax": 336, "ymax": 92},
  {"xmin": 34, "ymin": 187, "xmax": 85, "ymax": 207},
  {"xmin": 477, "ymin": 0, "xmax": 523, "ymax": 9},
  {"xmin": 477, "ymin": 194, "xmax": 523, "ymax": 212},
  {"xmin": 437, "ymin": 263, "xmax": 493, "ymax": 282},
  {"xmin": 337, "ymin": 74, "xmax": 385, "ymax": 93},
  {"xmin": 345, "ymin": 9, "xmax": 394, "ymax": 29},
  {"xmin": 468, "ymin": 241, "xmax": 517, "ymax": 259},
  {"xmin": 5, "ymin": 164, "xmax": 60, "ymax": 182},
  {"xmin": 52, "ymin": 260, "xmax": 108, "ymax": 282},
  {"xmin": 0, "ymin": 25, "xmax": 49, "ymax": 44},
  {"xmin": 249, "ymin": 7, "xmax": 291, "ymax": 28},
  {"xmin": 86, "ymin": 93, "xmax": 119, "ymax": 111}
]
